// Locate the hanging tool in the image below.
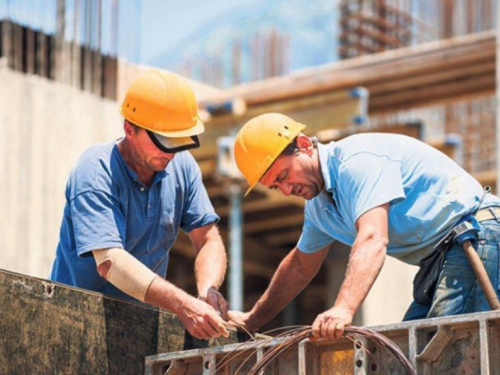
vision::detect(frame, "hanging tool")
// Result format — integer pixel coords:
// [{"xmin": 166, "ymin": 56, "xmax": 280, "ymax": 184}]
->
[{"xmin": 453, "ymin": 214, "xmax": 500, "ymax": 310}]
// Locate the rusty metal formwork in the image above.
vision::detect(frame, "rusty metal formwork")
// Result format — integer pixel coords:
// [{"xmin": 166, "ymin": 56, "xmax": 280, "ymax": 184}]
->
[{"xmin": 145, "ymin": 310, "xmax": 500, "ymax": 374}]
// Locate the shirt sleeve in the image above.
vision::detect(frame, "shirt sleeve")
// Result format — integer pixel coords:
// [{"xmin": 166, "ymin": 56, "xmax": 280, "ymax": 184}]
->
[
  {"xmin": 70, "ymin": 190, "xmax": 126, "ymax": 258},
  {"xmin": 180, "ymin": 160, "xmax": 219, "ymax": 233},
  {"xmin": 339, "ymin": 152, "xmax": 406, "ymax": 223},
  {"xmin": 297, "ymin": 203, "xmax": 335, "ymax": 253}
]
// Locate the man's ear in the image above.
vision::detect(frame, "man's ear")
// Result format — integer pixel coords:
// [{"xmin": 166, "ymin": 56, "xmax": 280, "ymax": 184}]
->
[
  {"xmin": 296, "ymin": 135, "xmax": 313, "ymax": 155},
  {"xmin": 123, "ymin": 120, "xmax": 134, "ymax": 138}
]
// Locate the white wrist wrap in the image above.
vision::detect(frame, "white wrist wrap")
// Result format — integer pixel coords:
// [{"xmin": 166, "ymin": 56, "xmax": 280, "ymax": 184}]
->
[{"xmin": 93, "ymin": 248, "xmax": 158, "ymax": 302}]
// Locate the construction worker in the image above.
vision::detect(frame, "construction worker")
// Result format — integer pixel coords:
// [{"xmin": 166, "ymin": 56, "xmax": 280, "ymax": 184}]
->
[
  {"xmin": 50, "ymin": 70, "xmax": 229, "ymax": 340},
  {"xmin": 229, "ymin": 113, "xmax": 500, "ymax": 341}
]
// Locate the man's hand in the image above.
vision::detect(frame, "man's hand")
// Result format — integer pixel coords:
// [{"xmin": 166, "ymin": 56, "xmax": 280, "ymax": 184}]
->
[
  {"xmin": 310, "ymin": 306, "xmax": 353, "ymax": 341},
  {"xmin": 198, "ymin": 286, "xmax": 229, "ymax": 321},
  {"xmin": 176, "ymin": 296, "xmax": 229, "ymax": 340},
  {"xmin": 227, "ymin": 310, "xmax": 259, "ymax": 333}
]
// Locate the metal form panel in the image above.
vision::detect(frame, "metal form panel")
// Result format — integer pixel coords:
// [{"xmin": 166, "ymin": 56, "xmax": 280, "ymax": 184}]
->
[
  {"xmin": 0, "ymin": 269, "xmax": 241, "ymax": 375},
  {"xmin": 146, "ymin": 310, "xmax": 500, "ymax": 374}
]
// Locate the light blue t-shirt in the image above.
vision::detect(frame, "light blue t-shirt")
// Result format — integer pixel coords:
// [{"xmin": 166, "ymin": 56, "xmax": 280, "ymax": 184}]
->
[
  {"xmin": 50, "ymin": 141, "xmax": 219, "ymax": 301},
  {"xmin": 297, "ymin": 133, "xmax": 500, "ymax": 265}
]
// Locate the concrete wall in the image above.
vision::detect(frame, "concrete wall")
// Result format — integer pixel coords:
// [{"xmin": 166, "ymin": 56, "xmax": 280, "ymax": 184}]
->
[
  {"xmin": 0, "ymin": 68, "xmax": 122, "ymax": 278},
  {"xmin": 326, "ymin": 243, "xmax": 417, "ymax": 327},
  {"xmin": 362, "ymin": 256, "xmax": 417, "ymax": 326}
]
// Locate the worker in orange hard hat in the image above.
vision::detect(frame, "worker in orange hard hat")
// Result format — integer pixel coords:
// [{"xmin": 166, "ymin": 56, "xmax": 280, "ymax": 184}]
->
[
  {"xmin": 50, "ymin": 70, "xmax": 229, "ymax": 341},
  {"xmin": 229, "ymin": 112, "xmax": 500, "ymax": 341}
]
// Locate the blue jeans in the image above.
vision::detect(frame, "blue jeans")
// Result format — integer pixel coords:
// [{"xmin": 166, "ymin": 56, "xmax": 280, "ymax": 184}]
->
[{"xmin": 403, "ymin": 218, "xmax": 500, "ymax": 321}]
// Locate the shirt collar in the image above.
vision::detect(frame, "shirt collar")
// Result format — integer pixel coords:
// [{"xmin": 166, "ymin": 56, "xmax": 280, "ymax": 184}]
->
[
  {"xmin": 113, "ymin": 142, "xmax": 138, "ymax": 181},
  {"xmin": 317, "ymin": 141, "xmax": 336, "ymax": 193}
]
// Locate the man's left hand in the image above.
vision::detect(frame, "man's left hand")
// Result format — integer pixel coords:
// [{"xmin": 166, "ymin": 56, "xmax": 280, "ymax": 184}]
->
[
  {"xmin": 199, "ymin": 287, "xmax": 229, "ymax": 321},
  {"xmin": 310, "ymin": 306, "xmax": 353, "ymax": 341}
]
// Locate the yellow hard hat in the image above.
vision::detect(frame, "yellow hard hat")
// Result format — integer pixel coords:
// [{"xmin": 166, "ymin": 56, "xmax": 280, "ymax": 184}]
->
[
  {"xmin": 120, "ymin": 70, "xmax": 204, "ymax": 152},
  {"xmin": 234, "ymin": 113, "xmax": 306, "ymax": 195}
]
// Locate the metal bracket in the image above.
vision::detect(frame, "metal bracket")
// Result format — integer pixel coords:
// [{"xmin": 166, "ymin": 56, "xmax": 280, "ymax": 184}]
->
[
  {"xmin": 164, "ymin": 359, "xmax": 187, "ymax": 375},
  {"xmin": 415, "ymin": 325, "xmax": 454, "ymax": 363}
]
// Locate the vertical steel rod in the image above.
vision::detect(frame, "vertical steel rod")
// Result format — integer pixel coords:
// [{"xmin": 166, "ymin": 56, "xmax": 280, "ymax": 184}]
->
[{"xmin": 228, "ymin": 183, "xmax": 244, "ymax": 311}]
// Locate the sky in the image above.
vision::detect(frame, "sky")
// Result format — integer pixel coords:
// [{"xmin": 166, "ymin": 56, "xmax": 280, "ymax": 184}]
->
[
  {"xmin": 0, "ymin": 0, "xmax": 340, "ymax": 85},
  {"xmin": 0, "ymin": 0, "xmax": 57, "ymax": 33},
  {"xmin": 0, "ymin": 0, "xmax": 277, "ymax": 62},
  {"xmin": 0, "ymin": 0, "xmax": 339, "ymax": 60},
  {"xmin": 140, "ymin": 0, "xmax": 262, "ymax": 63}
]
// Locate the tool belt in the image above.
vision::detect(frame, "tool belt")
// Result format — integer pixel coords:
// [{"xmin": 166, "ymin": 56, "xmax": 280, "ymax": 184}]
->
[{"xmin": 413, "ymin": 206, "xmax": 500, "ymax": 305}]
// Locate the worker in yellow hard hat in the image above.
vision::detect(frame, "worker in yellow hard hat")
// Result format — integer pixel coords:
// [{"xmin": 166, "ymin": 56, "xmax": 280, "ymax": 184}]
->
[
  {"xmin": 229, "ymin": 112, "xmax": 500, "ymax": 341},
  {"xmin": 50, "ymin": 70, "xmax": 229, "ymax": 340}
]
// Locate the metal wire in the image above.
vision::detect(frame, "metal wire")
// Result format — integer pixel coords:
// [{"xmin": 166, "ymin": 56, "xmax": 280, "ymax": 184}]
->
[{"xmin": 214, "ymin": 324, "xmax": 416, "ymax": 375}]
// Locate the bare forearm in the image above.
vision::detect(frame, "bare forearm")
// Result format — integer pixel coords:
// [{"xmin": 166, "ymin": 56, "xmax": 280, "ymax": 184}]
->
[
  {"xmin": 146, "ymin": 273, "xmax": 229, "ymax": 339},
  {"xmin": 310, "ymin": 205, "xmax": 389, "ymax": 341},
  {"xmin": 334, "ymin": 236, "xmax": 387, "ymax": 314},
  {"xmin": 195, "ymin": 239, "xmax": 227, "ymax": 294},
  {"xmin": 145, "ymin": 276, "xmax": 192, "ymax": 314},
  {"xmin": 249, "ymin": 249, "xmax": 319, "ymax": 329}
]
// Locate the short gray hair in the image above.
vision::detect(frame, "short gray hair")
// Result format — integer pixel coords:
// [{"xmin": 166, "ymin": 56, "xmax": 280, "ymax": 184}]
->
[{"xmin": 280, "ymin": 135, "xmax": 318, "ymax": 156}]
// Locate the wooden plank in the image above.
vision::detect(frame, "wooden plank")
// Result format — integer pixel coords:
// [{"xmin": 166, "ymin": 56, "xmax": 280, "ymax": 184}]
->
[
  {"xmin": 0, "ymin": 269, "xmax": 240, "ymax": 374},
  {"xmin": 370, "ymin": 74, "xmax": 494, "ymax": 112},
  {"xmin": 199, "ymin": 31, "xmax": 495, "ymax": 107},
  {"xmin": 368, "ymin": 61, "xmax": 495, "ymax": 96},
  {"xmin": 192, "ymin": 89, "xmax": 368, "ymax": 161},
  {"xmin": 316, "ymin": 122, "xmax": 423, "ymax": 143}
]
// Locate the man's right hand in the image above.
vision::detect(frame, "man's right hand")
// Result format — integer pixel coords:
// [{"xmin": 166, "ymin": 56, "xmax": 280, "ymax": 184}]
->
[
  {"xmin": 176, "ymin": 296, "xmax": 229, "ymax": 340},
  {"xmin": 227, "ymin": 310, "xmax": 259, "ymax": 333}
]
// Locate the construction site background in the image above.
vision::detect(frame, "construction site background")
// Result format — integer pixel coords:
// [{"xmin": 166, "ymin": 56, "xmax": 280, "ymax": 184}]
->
[{"xmin": 0, "ymin": 0, "xmax": 498, "ymax": 333}]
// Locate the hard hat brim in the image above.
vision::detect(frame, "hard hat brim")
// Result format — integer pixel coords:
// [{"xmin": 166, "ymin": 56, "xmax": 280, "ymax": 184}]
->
[
  {"xmin": 120, "ymin": 105, "xmax": 205, "ymax": 138},
  {"xmin": 244, "ymin": 182, "xmax": 258, "ymax": 197},
  {"xmin": 147, "ymin": 130, "xmax": 200, "ymax": 153},
  {"xmin": 152, "ymin": 116, "xmax": 205, "ymax": 138}
]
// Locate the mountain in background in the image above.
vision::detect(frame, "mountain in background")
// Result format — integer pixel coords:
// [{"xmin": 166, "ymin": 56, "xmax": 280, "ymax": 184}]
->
[{"xmin": 146, "ymin": 0, "xmax": 340, "ymax": 87}]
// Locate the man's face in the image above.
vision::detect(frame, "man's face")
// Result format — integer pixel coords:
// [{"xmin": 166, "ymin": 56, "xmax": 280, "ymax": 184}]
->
[
  {"xmin": 259, "ymin": 149, "xmax": 323, "ymax": 200},
  {"xmin": 126, "ymin": 125, "xmax": 175, "ymax": 172}
]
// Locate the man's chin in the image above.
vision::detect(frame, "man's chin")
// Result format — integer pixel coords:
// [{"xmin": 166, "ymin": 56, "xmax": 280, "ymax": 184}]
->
[
  {"xmin": 152, "ymin": 160, "xmax": 171, "ymax": 171},
  {"xmin": 305, "ymin": 188, "xmax": 321, "ymax": 200},
  {"xmin": 297, "ymin": 190, "xmax": 317, "ymax": 200}
]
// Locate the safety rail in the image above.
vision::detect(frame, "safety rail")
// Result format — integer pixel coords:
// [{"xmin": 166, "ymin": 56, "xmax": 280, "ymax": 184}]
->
[{"xmin": 145, "ymin": 309, "xmax": 500, "ymax": 374}]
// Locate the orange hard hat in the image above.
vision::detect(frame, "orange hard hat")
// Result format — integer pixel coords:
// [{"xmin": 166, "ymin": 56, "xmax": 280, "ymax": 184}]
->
[
  {"xmin": 233, "ymin": 113, "xmax": 306, "ymax": 195},
  {"xmin": 120, "ymin": 70, "xmax": 203, "ymax": 152}
]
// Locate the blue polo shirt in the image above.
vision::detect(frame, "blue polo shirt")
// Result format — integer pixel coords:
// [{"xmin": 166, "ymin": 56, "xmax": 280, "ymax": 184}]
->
[
  {"xmin": 297, "ymin": 133, "xmax": 500, "ymax": 265},
  {"xmin": 50, "ymin": 141, "xmax": 219, "ymax": 301}
]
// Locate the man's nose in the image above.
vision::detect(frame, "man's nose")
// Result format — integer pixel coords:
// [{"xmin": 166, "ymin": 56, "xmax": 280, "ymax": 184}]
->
[{"xmin": 280, "ymin": 183, "xmax": 293, "ymax": 196}]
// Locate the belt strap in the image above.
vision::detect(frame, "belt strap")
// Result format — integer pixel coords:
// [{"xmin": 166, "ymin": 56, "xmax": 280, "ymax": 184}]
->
[{"xmin": 476, "ymin": 207, "xmax": 500, "ymax": 222}]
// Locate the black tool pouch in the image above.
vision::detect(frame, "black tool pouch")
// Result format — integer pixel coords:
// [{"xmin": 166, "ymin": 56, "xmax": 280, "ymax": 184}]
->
[{"xmin": 413, "ymin": 248, "xmax": 448, "ymax": 305}]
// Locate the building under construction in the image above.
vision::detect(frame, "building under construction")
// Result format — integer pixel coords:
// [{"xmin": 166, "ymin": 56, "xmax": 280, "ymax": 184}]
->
[{"xmin": 1, "ymin": 0, "xmax": 500, "ymax": 373}]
